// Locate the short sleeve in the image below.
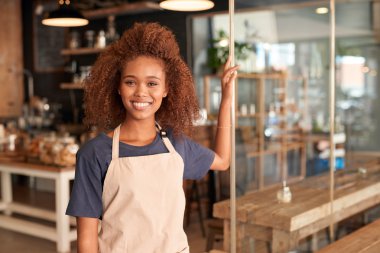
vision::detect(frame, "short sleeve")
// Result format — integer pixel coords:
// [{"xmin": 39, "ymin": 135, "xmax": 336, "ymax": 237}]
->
[
  {"xmin": 180, "ymin": 136, "xmax": 215, "ymax": 180},
  {"xmin": 66, "ymin": 148, "xmax": 103, "ymax": 218}
]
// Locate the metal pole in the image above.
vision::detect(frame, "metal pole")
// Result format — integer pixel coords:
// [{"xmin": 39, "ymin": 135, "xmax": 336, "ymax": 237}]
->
[
  {"xmin": 228, "ymin": 0, "xmax": 236, "ymax": 252},
  {"xmin": 329, "ymin": 0, "xmax": 336, "ymax": 241}
]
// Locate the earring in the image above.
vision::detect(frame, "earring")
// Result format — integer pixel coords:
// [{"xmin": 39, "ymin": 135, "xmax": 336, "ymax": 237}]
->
[{"xmin": 118, "ymin": 90, "xmax": 121, "ymax": 95}]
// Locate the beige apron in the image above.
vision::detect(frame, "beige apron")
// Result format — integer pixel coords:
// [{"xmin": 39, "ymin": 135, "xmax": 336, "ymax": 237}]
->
[{"xmin": 98, "ymin": 124, "xmax": 189, "ymax": 253}]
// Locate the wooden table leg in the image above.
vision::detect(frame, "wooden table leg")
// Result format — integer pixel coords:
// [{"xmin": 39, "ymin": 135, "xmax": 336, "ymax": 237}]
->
[
  {"xmin": 223, "ymin": 220, "xmax": 231, "ymax": 252},
  {"xmin": 223, "ymin": 220, "xmax": 248, "ymax": 253},
  {"xmin": 272, "ymin": 229, "xmax": 298, "ymax": 253},
  {"xmin": 1, "ymin": 171, "xmax": 12, "ymax": 215},
  {"xmin": 311, "ymin": 232, "xmax": 318, "ymax": 251},
  {"xmin": 236, "ymin": 222, "xmax": 247, "ymax": 253},
  {"xmin": 255, "ymin": 240, "xmax": 270, "ymax": 253},
  {"xmin": 56, "ymin": 173, "xmax": 71, "ymax": 253}
]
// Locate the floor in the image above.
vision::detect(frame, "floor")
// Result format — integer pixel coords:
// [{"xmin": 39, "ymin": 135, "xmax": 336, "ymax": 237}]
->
[{"xmin": 0, "ymin": 218, "xmax": 219, "ymax": 253}]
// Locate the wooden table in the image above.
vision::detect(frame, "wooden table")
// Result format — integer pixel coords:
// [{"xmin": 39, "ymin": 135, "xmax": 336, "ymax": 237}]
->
[
  {"xmin": 0, "ymin": 161, "xmax": 76, "ymax": 253},
  {"xmin": 213, "ymin": 162, "xmax": 380, "ymax": 253}
]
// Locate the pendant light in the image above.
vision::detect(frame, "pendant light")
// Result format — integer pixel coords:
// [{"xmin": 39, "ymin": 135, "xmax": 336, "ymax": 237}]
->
[
  {"xmin": 159, "ymin": 0, "xmax": 214, "ymax": 11},
  {"xmin": 42, "ymin": 0, "xmax": 88, "ymax": 27}
]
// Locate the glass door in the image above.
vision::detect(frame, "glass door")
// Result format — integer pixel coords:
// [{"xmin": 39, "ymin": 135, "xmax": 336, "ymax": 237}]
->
[{"xmin": 189, "ymin": 0, "xmax": 380, "ymax": 251}]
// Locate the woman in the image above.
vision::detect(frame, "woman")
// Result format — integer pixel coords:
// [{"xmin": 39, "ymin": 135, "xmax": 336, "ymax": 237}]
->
[{"xmin": 66, "ymin": 22, "xmax": 238, "ymax": 253}]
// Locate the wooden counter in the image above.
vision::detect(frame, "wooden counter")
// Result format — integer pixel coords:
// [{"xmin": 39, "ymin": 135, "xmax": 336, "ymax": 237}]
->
[
  {"xmin": 213, "ymin": 162, "xmax": 380, "ymax": 253},
  {"xmin": 0, "ymin": 161, "xmax": 76, "ymax": 253}
]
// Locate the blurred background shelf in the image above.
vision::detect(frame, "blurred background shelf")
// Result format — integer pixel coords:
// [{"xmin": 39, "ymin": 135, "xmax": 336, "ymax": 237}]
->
[
  {"xmin": 60, "ymin": 83, "xmax": 84, "ymax": 90},
  {"xmin": 61, "ymin": 47, "xmax": 105, "ymax": 56}
]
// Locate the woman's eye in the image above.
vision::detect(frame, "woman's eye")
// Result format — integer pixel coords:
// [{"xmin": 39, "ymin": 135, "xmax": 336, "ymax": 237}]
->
[
  {"xmin": 147, "ymin": 82, "xmax": 158, "ymax": 87},
  {"xmin": 124, "ymin": 80, "xmax": 135, "ymax": 86}
]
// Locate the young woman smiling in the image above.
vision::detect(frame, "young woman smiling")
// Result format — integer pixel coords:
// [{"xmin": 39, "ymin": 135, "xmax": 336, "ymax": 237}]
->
[{"xmin": 66, "ymin": 22, "xmax": 238, "ymax": 253}]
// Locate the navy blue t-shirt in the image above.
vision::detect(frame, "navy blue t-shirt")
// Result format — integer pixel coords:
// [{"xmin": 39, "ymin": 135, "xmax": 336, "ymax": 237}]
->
[{"xmin": 66, "ymin": 129, "xmax": 215, "ymax": 218}]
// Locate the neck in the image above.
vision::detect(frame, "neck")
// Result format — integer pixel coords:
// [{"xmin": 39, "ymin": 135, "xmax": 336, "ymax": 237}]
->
[{"xmin": 119, "ymin": 119, "xmax": 157, "ymax": 146}]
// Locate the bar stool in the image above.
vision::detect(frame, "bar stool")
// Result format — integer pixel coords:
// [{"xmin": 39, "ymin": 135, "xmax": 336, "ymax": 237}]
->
[{"xmin": 184, "ymin": 179, "xmax": 206, "ymax": 237}]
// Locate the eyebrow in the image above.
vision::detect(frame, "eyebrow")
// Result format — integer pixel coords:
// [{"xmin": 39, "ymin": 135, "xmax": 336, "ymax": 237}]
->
[{"xmin": 122, "ymin": 75, "xmax": 161, "ymax": 81}]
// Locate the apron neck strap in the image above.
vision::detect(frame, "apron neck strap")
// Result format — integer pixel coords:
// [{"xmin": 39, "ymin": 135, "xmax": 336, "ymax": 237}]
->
[
  {"xmin": 155, "ymin": 122, "xmax": 167, "ymax": 138},
  {"xmin": 155, "ymin": 122, "xmax": 177, "ymax": 153},
  {"xmin": 112, "ymin": 125, "xmax": 121, "ymax": 159}
]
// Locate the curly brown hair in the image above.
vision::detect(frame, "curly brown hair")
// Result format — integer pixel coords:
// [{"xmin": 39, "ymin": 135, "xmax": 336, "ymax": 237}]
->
[{"xmin": 83, "ymin": 22, "xmax": 199, "ymax": 135}]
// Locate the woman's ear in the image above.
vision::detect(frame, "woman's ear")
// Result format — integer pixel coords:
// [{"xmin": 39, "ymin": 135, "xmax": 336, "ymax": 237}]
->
[{"xmin": 163, "ymin": 85, "xmax": 169, "ymax": 97}]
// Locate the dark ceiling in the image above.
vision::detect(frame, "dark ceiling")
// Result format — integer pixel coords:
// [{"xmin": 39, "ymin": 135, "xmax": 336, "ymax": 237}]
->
[{"xmin": 70, "ymin": 0, "xmax": 316, "ymax": 11}]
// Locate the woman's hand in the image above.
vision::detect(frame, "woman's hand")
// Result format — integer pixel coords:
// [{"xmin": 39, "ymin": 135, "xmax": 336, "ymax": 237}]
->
[
  {"xmin": 210, "ymin": 56, "xmax": 239, "ymax": 171},
  {"xmin": 221, "ymin": 56, "xmax": 239, "ymax": 102}
]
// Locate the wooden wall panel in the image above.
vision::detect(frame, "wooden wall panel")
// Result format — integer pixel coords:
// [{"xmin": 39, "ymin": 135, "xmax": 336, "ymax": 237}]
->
[{"xmin": 0, "ymin": 0, "xmax": 23, "ymax": 118}]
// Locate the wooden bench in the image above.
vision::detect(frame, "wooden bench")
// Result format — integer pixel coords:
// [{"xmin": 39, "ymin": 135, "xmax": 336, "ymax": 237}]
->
[{"xmin": 317, "ymin": 219, "xmax": 380, "ymax": 253}]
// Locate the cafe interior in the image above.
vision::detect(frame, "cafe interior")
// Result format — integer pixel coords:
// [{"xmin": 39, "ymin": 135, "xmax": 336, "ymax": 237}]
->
[{"xmin": 1, "ymin": 0, "xmax": 380, "ymax": 252}]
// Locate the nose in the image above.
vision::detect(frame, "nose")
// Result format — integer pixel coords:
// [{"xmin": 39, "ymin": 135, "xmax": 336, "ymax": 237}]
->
[{"xmin": 134, "ymin": 83, "xmax": 148, "ymax": 97}]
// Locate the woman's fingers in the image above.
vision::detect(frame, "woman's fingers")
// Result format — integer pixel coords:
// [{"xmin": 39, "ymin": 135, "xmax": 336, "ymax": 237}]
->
[
  {"xmin": 222, "ymin": 65, "xmax": 239, "ymax": 85},
  {"xmin": 222, "ymin": 55, "xmax": 239, "ymax": 88}
]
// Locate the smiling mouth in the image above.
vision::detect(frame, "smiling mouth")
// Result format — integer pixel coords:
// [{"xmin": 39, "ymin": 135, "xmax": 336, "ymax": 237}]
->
[{"xmin": 131, "ymin": 101, "xmax": 152, "ymax": 110}]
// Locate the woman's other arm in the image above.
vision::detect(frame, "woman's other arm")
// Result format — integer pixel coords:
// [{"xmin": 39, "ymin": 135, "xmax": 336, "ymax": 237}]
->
[
  {"xmin": 211, "ymin": 56, "xmax": 239, "ymax": 171},
  {"xmin": 77, "ymin": 217, "xmax": 99, "ymax": 253}
]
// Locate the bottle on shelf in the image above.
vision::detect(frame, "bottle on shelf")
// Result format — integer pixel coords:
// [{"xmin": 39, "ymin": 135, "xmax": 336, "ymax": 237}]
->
[
  {"xmin": 264, "ymin": 103, "xmax": 278, "ymax": 138},
  {"xmin": 240, "ymin": 104, "xmax": 248, "ymax": 116},
  {"xmin": 105, "ymin": 15, "xmax": 120, "ymax": 45},
  {"xmin": 249, "ymin": 104, "xmax": 255, "ymax": 115},
  {"xmin": 85, "ymin": 30, "xmax": 95, "ymax": 48},
  {"xmin": 68, "ymin": 31, "xmax": 80, "ymax": 49},
  {"xmin": 64, "ymin": 60, "xmax": 78, "ymax": 74},
  {"xmin": 95, "ymin": 30, "xmax": 107, "ymax": 49}
]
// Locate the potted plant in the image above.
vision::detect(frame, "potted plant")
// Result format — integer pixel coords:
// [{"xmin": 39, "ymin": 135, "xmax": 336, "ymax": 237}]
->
[{"xmin": 207, "ymin": 30, "xmax": 252, "ymax": 73}]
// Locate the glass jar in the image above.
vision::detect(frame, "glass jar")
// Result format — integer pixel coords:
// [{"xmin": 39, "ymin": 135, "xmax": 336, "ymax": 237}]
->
[
  {"xmin": 68, "ymin": 31, "xmax": 80, "ymax": 49},
  {"xmin": 53, "ymin": 135, "xmax": 79, "ymax": 167}
]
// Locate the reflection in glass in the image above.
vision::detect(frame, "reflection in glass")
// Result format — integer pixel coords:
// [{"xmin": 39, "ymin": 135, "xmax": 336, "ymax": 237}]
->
[{"xmin": 189, "ymin": 0, "xmax": 380, "ymax": 252}]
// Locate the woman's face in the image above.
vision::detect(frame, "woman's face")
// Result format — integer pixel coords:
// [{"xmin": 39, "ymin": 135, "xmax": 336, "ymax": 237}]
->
[{"xmin": 119, "ymin": 56, "xmax": 167, "ymax": 122}]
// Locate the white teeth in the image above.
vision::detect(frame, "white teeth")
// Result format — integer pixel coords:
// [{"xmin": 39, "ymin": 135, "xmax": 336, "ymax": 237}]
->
[{"xmin": 132, "ymin": 102, "xmax": 150, "ymax": 108}]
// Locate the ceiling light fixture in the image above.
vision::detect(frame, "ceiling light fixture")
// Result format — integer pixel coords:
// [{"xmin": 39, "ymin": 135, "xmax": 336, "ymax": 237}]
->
[
  {"xmin": 42, "ymin": 0, "xmax": 88, "ymax": 27},
  {"xmin": 159, "ymin": 0, "xmax": 214, "ymax": 12},
  {"xmin": 315, "ymin": 7, "xmax": 329, "ymax": 14}
]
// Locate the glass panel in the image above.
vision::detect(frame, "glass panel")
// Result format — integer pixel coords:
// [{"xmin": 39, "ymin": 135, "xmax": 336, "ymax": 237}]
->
[
  {"xmin": 336, "ymin": 1, "xmax": 380, "ymax": 149},
  {"xmin": 335, "ymin": 0, "xmax": 380, "ymax": 238},
  {"xmin": 189, "ymin": 0, "xmax": 380, "ymax": 251}
]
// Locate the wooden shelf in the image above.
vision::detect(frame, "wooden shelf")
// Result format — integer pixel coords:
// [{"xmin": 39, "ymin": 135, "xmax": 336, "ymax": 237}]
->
[
  {"xmin": 237, "ymin": 113, "xmax": 263, "ymax": 118},
  {"xmin": 246, "ymin": 142, "xmax": 304, "ymax": 158},
  {"xmin": 60, "ymin": 83, "xmax": 83, "ymax": 89},
  {"xmin": 203, "ymin": 72, "xmax": 309, "ymax": 190},
  {"xmin": 82, "ymin": 2, "xmax": 162, "ymax": 19},
  {"xmin": 61, "ymin": 47, "xmax": 106, "ymax": 56},
  {"xmin": 305, "ymin": 132, "xmax": 346, "ymax": 144}
]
